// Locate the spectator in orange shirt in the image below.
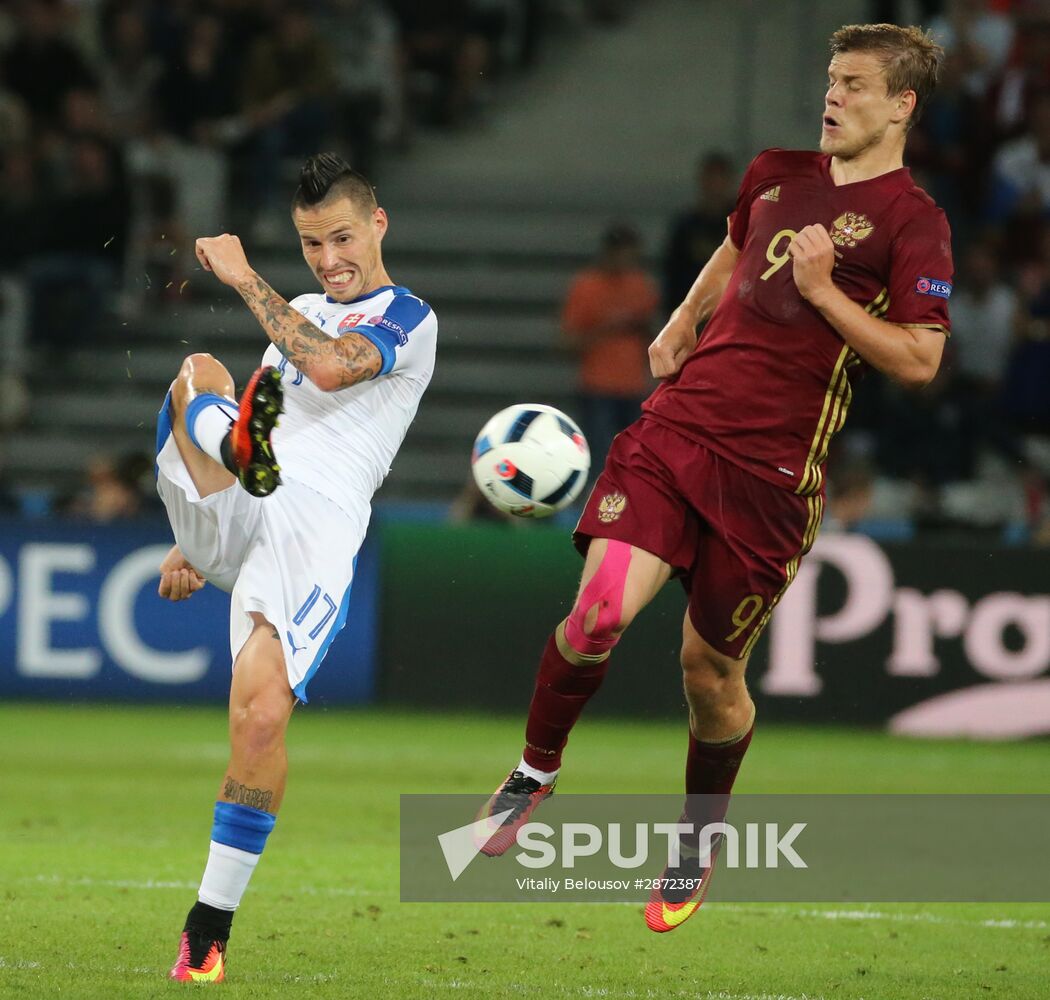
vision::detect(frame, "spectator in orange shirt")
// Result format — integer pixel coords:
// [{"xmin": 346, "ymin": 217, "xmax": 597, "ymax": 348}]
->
[{"xmin": 562, "ymin": 223, "xmax": 659, "ymax": 478}]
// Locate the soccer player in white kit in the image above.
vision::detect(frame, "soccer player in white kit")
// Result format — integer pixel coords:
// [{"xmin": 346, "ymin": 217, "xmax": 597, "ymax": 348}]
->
[{"xmin": 157, "ymin": 153, "xmax": 437, "ymax": 983}]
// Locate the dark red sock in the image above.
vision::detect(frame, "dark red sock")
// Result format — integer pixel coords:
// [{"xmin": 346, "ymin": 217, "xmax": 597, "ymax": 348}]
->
[
  {"xmin": 522, "ymin": 633, "xmax": 610, "ymax": 772},
  {"xmin": 684, "ymin": 723, "xmax": 754, "ymax": 830},
  {"xmin": 685, "ymin": 723, "xmax": 754, "ymax": 796}
]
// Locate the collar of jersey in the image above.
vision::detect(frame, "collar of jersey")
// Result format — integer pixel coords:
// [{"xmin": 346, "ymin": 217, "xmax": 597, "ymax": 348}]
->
[
  {"xmin": 324, "ymin": 284, "xmax": 407, "ymax": 305},
  {"xmin": 819, "ymin": 153, "xmax": 911, "ymax": 189}
]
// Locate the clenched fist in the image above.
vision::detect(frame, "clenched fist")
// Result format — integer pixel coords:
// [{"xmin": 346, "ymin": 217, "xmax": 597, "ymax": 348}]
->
[
  {"xmin": 195, "ymin": 234, "xmax": 254, "ymax": 288},
  {"xmin": 158, "ymin": 544, "xmax": 205, "ymax": 602},
  {"xmin": 788, "ymin": 224, "xmax": 837, "ymax": 306},
  {"xmin": 648, "ymin": 311, "xmax": 698, "ymax": 379}
]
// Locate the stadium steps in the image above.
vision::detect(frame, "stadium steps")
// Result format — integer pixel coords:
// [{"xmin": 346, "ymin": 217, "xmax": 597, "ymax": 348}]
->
[
  {"xmin": 379, "ymin": 443, "xmax": 475, "ymax": 496},
  {"xmin": 30, "ymin": 389, "xmax": 164, "ymax": 430},
  {"xmin": 48, "ymin": 309, "xmax": 572, "ymax": 387},
  {"xmin": 115, "ymin": 304, "xmax": 566, "ymax": 353},
  {"xmin": 43, "ymin": 308, "xmax": 567, "ymax": 394},
  {"xmin": 249, "ymin": 257, "xmax": 571, "ymax": 311},
  {"xmin": 26, "ymin": 356, "xmax": 574, "ymax": 431},
  {"xmin": 63, "ymin": 345, "xmax": 260, "ymax": 384},
  {"xmin": 5, "ymin": 431, "xmax": 157, "ymax": 473},
  {"xmin": 248, "ymin": 204, "xmax": 660, "ymax": 266},
  {"xmin": 353, "ymin": 205, "xmax": 639, "ymax": 265}
]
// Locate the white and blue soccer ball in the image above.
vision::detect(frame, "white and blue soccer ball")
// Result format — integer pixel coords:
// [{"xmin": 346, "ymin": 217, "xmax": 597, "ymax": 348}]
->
[{"xmin": 471, "ymin": 403, "xmax": 590, "ymax": 518}]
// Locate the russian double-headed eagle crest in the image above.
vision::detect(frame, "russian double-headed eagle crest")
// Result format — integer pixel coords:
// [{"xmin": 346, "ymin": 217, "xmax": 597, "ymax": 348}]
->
[
  {"xmin": 829, "ymin": 212, "xmax": 874, "ymax": 248},
  {"xmin": 597, "ymin": 493, "xmax": 627, "ymax": 523}
]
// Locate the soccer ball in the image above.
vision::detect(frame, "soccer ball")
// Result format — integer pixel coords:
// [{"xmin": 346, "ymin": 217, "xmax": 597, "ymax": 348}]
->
[{"xmin": 471, "ymin": 404, "xmax": 590, "ymax": 518}]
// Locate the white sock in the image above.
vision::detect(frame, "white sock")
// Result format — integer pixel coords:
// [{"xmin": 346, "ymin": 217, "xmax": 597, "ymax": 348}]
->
[
  {"xmin": 517, "ymin": 757, "xmax": 559, "ymax": 785},
  {"xmin": 197, "ymin": 841, "xmax": 261, "ymax": 910},
  {"xmin": 185, "ymin": 395, "xmax": 237, "ymax": 466}
]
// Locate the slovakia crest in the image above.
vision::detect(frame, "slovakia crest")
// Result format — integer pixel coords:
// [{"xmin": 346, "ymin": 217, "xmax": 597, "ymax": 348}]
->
[
  {"xmin": 829, "ymin": 212, "xmax": 874, "ymax": 248},
  {"xmin": 597, "ymin": 493, "xmax": 627, "ymax": 524},
  {"xmin": 337, "ymin": 312, "xmax": 366, "ymax": 333}
]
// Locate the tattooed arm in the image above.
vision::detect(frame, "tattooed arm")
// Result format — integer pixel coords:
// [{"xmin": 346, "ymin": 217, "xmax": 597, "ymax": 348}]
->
[
  {"xmin": 236, "ymin": 272, "xmax": 381, "ymax": 390},
  {"xmin": 195, "ymin": 234, "xmax": 381, "ymax": 391}
]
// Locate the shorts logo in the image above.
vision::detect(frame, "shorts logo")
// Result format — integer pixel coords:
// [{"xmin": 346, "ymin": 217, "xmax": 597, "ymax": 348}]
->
[
  {"xmin": 597, "ymin": 493, "xmax": 627, "ymax": 524},
  {"xmin": 915, "ymin": 277, "xmax": 952, "ymax": 298},
  {"xmin": 829, "ymin": 211, "xmax": 874, "ymax": 248},
  {"xmin": 372, "ymin": 314, "xmax": 409, "ymax": 346},
  {"xmin": 337, "ymin": 312, "xmax": 366, "ymax": 333}
]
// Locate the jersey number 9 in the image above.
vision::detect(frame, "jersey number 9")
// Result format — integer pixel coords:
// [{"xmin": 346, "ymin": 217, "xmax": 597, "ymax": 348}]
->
[{"xmin": 761, "ymin": 228, "xmax": 797, "ymax": 281}]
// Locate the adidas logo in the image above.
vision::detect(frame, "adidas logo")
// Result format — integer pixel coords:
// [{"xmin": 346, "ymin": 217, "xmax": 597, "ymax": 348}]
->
[{"xmin": 760, "ymin": 186, "xmax": 781, "ymax": 202}]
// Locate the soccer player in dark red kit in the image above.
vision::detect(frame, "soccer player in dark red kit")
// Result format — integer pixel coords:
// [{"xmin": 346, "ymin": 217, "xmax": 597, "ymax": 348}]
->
[{"xmin": 479, "ymin": 23, "xmax": 952, "ymax": 932}]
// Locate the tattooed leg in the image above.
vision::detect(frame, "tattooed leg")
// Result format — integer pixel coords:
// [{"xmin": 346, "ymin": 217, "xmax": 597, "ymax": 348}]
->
[
  {"xmin": 222, "ymin": 614, "xmax": 295, "ymax": 814},
  {"xmin": 177, "ymin": 613, "xmax": 292, "ymax": 942},
  {"xmin": 221, "ymin": 778, "xmax": 274, "ymax": 813}
]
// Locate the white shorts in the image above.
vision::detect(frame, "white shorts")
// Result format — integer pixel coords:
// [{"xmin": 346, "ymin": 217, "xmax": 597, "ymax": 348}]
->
[{"xmin": 156, "ymin": 432, "xmax": 368, "ymax": 702}]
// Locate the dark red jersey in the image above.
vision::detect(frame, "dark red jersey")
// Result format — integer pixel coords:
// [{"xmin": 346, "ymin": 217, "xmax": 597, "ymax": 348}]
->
[{"xmin": 644, "ymin": 148, "xmax": 953, "ymax": 496}]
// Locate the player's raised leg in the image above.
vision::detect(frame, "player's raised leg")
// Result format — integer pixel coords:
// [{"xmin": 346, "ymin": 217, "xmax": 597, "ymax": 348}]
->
[
  {"xmin": 479, "ymin": 538, "xmax": 672, "ymax": 856},
  {"xmin": 170, "ymin": 613, "xmax": 295, "ymax": 982},
  {"xmin": 168, "ymin": 352, "xmax": 284, "ymax": 499},
  {"xmin": 644, "ymin": 613, "xmax": 754, "ymax": 933}
]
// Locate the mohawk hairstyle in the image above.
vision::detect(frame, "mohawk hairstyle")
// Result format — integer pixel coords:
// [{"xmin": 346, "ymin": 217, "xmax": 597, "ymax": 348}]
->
[
  {"xmin": 292, "ymin": 153, "xmax": 377, "ymax": 212},
  {"xmin": 830, "ymin": 23, "xmax": 943, "ymax": 127}
]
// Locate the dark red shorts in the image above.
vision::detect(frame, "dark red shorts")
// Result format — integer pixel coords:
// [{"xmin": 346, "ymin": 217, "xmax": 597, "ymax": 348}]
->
[{"xmin": 573, "ymin": 417, "xmax": 823, "ymax": 659}]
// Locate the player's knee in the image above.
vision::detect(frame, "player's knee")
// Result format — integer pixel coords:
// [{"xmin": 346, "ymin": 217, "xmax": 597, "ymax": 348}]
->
[
  {"xmin": 231, "ymin": 692, "xmax": 291, "ymax": 758},
  {"xmin": 563, "ymin": 541, "xmax": 636, "ymax": 659},
  {"xmin": 563, "ymin": 592, "xmax": 634, "ymax": 661},
  {"xmin": 177, "ymin": 352, "xmax": 220, "ymax": 382},
  {"xmin": 172, "ymin": 353, "xmax": 233, "ymax": 411},
  {"xmin": 565, "ymin": 595, "xmax": 631, "ymax": 645},
  {"xmin": 681, "ymin": 636, "xmax": 745, "ymax": 707}
]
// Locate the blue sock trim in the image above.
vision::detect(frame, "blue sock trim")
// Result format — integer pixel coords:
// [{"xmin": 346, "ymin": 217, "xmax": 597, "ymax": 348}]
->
[
  {"xmin": 211, "ymin": 801, "xmax": 276, "ymax": 855},
  {"xmin": 185, "ymin": 393, "xmax": 236, "ymax": 453}
]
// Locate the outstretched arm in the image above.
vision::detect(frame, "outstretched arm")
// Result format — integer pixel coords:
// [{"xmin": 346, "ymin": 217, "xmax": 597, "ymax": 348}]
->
[
  {"xmin": 195, "ymin": 235, "xmax": 381, "ymax": 391},
  {"xmin": 649, "ymin": 234, "xmax": 740, "ymax": 378},
  {"xmin": 789, "ymin": 224, "xmax": 944, "ymax": 389}
]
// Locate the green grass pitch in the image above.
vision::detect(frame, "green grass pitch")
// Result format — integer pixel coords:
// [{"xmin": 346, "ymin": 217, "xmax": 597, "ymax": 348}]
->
[{"xmin": 1, "ymin": 703, "xmax": 1048, "ymax": 999}]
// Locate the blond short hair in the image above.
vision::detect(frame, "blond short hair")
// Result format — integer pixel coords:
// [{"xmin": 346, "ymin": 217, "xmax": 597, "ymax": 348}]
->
[{"xmin": 830, "ymin": 23, "xmax": 944, "ymax": 127}]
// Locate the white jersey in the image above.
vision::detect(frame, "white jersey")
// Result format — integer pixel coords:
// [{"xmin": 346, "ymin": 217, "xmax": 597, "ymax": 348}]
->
[{"xmin": 263, "ymin": 284, "xmax": 437, "ymax": 518}]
